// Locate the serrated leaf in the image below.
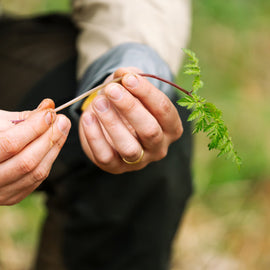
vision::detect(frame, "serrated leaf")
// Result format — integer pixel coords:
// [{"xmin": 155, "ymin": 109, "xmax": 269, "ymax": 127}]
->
[
  {"xmin": 182, "ymin": 48, "xmax": 195, "ymax": 58},
  {"xmin": 193, "ymin": 118, "xmax": 207, "ymax": 133},
  {"xmin": 180, "ymin": 48, "xmax": 241, "ymax": 167},
  {"xmin": 217, "ymin": 140, "xmax": 232, "ymax": 157},
  {"xmin": 182, "ymin": 48, "xmax": 198, "ymax": 64},
  {"xmin": 188, "ymin": 109, "xmax": 202, "ymax": 121},
  {"xmin": 192, "ymin": 77, "xmax": 204, "ymax": 91},
  {"xmin": 184, "ymin": 63, "xmax": 198, "ymax": 69},
  {"xmin": 207, "ymin": 129, "xmax": 218, "ymax": 139},
  {"xmin": 208, "ymin": 136, "xmax": 220, "ymax": 150},
  {"xmin": 177, "ymin": 96, "xmax": 193, "ymax": 104},
  {"xmin": 177, "ymin": 96, "xmax": 195, "ymax": 109},
  {"xmin": 204, "ymin": 122, "xmax": 216, "ymax": 133},
  {"xmin": 184, "ymin": 69, "xmax": 200, "ymax": 75},
  {"xmin": 234, "ymin": 155, "xmax": 242, "ymax": 169}
]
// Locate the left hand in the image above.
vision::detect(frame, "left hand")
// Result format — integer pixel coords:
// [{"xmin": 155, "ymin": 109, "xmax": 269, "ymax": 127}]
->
[
  {"xmin": 0, "ymin": 99, "xmax": 71, "ymax": 205},
  {"xmin": 79, "ymin": 67, "xmax": 183, "ymax": 174}
]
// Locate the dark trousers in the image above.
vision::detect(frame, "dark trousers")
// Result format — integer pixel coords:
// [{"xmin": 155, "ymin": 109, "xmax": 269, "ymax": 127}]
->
[{"xmin": 0, "ymin": 15, "xmax": 193, "ymax": 270}]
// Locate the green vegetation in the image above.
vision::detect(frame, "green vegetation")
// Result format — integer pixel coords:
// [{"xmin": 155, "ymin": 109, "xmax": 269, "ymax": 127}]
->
[
  {"xmin": 178, "ymin": 49, "xmax": 241, "ymax": 168},
  {"xmin": 1, "ymin": 0, "xmax": 70, "ymax": 15}
]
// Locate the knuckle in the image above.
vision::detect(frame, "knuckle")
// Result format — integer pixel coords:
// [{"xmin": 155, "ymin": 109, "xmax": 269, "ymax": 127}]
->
[
  {"xmin": 159, "ymin": 97, "xmax": 171, "ymax": 115},
  {"xmin": 96, "ymin": 152, "xmax": 114, "ymax": 167},
  {"xmin": 143, "ymin": 125, "xmax": 163, "ymax": 144},
  {"xmin": 124, "ymin": 98, "xmax": 139, "ymax": 114},
  {"xmin": 0, "ymin": 136, "xmax": 20, "ymax": 156},
  {"xmin": 105, "ymin": 120, "xmax": 119, "ymax": 133},
  {"xmin": 27, "ymin": 122, "xmax": 40, "ymax": 138},
  {"xmin": 18, "ymin": 157, "xmax": 37, "ymax": 174},
  {"xmin": 157, "ymin": 147, "xmax": 168, "ymax": 161},
  {"xmin": 31, "ymin": 166, "xmax": 50, "ymax": 183},
  {"xmin": 122, "ymin": 145, "xmax": 140, "ymax": 161},
  {"xmin": 107, "ymin": 120, "xmax": 118, "ymax": 130}
]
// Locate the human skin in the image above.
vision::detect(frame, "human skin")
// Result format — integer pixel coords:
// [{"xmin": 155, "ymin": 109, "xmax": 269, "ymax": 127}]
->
[
  {"xmin": 79, "ymin": 67, "xmax": 183, "ymax": 174},
  {"xmin": 0, "ymin": 99, "xmax": 71, "ymax": 205}
]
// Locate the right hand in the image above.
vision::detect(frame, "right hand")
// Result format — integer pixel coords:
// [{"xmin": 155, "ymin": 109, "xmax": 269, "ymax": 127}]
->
[{"xmin": 0, "ymin": 99, "xmax": 71, "ymax": 206}]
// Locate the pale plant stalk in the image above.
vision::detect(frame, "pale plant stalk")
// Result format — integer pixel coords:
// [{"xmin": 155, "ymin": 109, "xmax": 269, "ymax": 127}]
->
[
  {"xmin": 54, "ymin": 74, "xmax": 191, "ymax": 113},
  {"xmin": 54, "ymin": 77, "xmax": 122, "ymax": 113}
]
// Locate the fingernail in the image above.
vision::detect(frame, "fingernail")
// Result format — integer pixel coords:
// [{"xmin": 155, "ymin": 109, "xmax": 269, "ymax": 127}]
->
[
  {"xmin": 37, "ymin": 99, "xmax": 54, "ymax": 111},
  {"xmin": 57, "ymin": 116, "xmax": 70, "ymax": 135},
  {"xmin": 94, "ymin": 98, "xmax": 109, "ymax": 113},
  {"xmin": 37, "ymin": 100, "xmax": 46, "ymax": 111},
  {"xmin": 107, "ymin": 84, "xmax": 123, "ymax": 101},
  {"xmin": 124, "ymin": 74, "xmax": 138, "ymax": 89},
  {"xmin": 83, "ymin": 112, "xmax": 95, "ymax": 126},
  {"xmin": 45, "ymin": 111, "xmax": 56, "ymax": 125}
]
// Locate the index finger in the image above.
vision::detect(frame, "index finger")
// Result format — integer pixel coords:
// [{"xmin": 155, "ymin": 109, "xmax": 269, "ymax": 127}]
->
[
  {"xmin": 0, "ymin": 109, "xmax": 56, "ymax": 163},
  {"xmin": 121, "ymin": 73, "xmax": 182, "ymax": 134}
]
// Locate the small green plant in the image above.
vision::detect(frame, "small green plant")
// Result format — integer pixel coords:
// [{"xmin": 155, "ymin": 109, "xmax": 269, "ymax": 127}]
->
[
  {"xmin": 139, "ymin": 50, "xmax": 241, "ymax": 168},
  {"xmin": 177, "ymin": 49, "xmax": 241, "ymax": 168}
]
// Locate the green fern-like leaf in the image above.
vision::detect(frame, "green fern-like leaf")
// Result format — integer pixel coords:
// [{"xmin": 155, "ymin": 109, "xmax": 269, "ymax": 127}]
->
[{"xmin": 178, "ymin": 49, "xmax": 241, "ymax": 168}]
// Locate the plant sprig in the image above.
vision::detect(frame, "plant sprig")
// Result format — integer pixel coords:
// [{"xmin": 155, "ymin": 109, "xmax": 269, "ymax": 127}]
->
[{"xmin": 178, "ymin": 49, "xmax": 241, "ymax": 168}]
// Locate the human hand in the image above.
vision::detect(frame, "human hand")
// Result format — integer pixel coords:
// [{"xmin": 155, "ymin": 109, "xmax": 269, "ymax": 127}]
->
[
  {"xmin": 0, "ymin": 99, "xmax": 71, "ymax": 205},
  {"xmin": 79, "ymin": 67, "xmax": 183, "ymax": 174}
]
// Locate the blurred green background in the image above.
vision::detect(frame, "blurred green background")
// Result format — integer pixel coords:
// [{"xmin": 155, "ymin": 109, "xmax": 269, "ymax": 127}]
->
[{"xmin": 0, "ymin": 0, "xmax": 269, "ymax": 269}]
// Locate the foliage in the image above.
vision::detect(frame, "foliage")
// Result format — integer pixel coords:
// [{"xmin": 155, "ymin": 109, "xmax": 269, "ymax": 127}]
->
[{"xmin": 177, "ymin": 49, "xmax": 241, "ymax": 168}]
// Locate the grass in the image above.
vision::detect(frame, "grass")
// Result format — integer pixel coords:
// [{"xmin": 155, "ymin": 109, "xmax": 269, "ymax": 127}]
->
[
  {"xmin": 1, "ymin": 0, "xmax": 70, "ymax": 15},
  {"xmin": 0, "ymin": 0, "xmax": 270, "ymax": 269},
  {"xmin": 0, "ymin": 194, "xmax": 46, "ymax": 270}
]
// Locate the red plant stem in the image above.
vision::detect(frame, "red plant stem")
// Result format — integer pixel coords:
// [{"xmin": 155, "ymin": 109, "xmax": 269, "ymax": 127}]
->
[
  {"xmin": 139, "ymin": 73, "xmax": 192, "ymax": 97},
  {"xmin": 10, "ymin": 73, "xmax": 191, "ymax": 124}
]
